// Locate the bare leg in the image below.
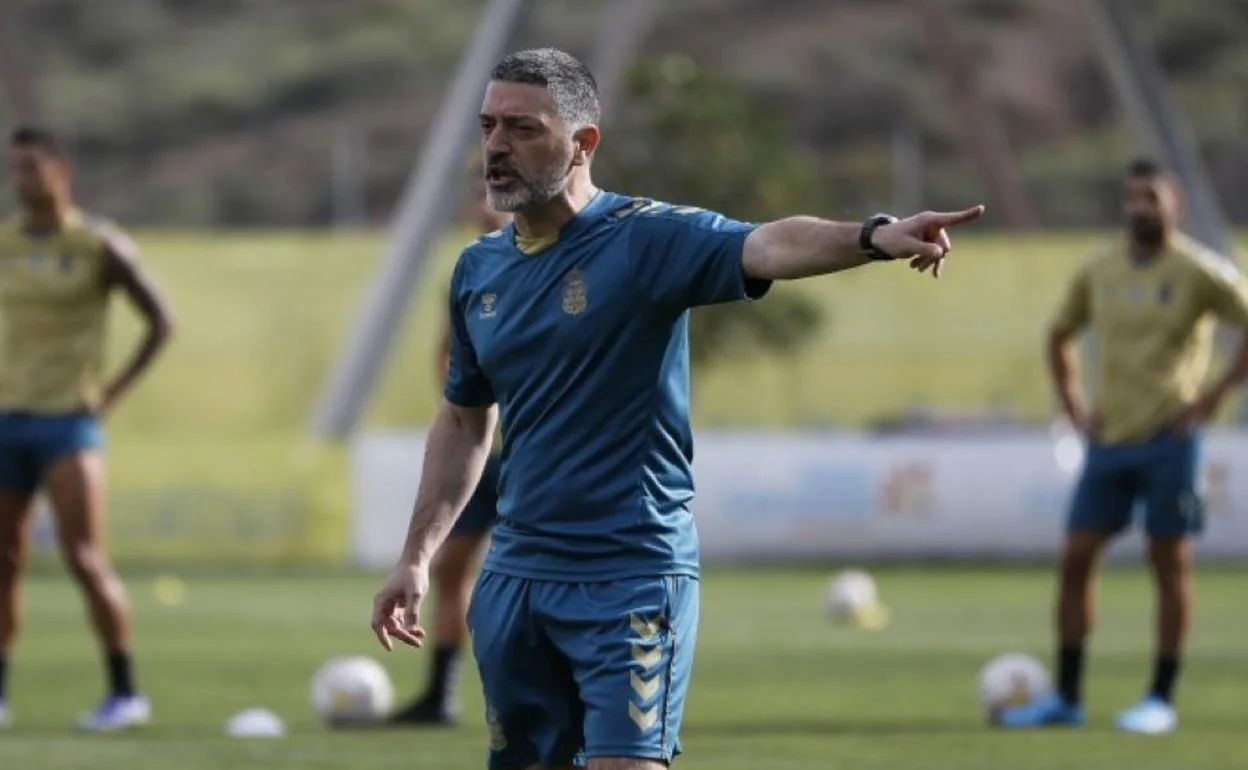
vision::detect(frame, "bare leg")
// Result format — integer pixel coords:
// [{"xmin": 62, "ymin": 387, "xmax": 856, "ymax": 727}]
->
[
  {"xmin": 1145, "ymin": 536, "xmax": 1192, "ymax": 702},
  {"xmin": 0, "ymin": 490, "xmax": 35, "ymax": 702},
  {"xmin": 389, "ymin": 531, "xmax": 488, "ymax": 724},
  {"xmin": 0, "ymin": 492, "xmax": 35, "ymax": 654},
  {"xmin": 43, "ymin": 452, "xmax": 135, "ymax": 692},
  {"xmin": 432, "ymin": 533, "xmax": 488, "ymax": 647},
  {"xmin": 1055, "ymin": 530, "xmax": 1113, "ymax": 704}
]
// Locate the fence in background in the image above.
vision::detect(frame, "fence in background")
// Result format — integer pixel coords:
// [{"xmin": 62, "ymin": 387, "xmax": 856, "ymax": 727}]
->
[{"xmin": 351, "ymin": 428, "xmax": 1248, "ymax": 568}]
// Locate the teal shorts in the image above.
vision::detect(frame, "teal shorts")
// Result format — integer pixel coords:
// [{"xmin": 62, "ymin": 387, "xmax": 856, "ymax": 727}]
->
[
  {"xmin": 468, "ymin": 571, "xmax": 699, "ymax": 768},
  {"xmin": 1068, "ymin": 429, "xmax": 1203, "ymax": 538},
  {"xmin": 0, "ymin": 411, "xmax": 103, "ymax": 493}
]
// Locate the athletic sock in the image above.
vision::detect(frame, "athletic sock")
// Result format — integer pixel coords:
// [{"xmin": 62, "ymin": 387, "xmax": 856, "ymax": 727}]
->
[
  {"xmin": 425, "ymin": 645, "xmax": 462, "ymax": 707},
  {"xmin": 0, "ymin": 655, "xmax": 7, "ymax": 700},
  {"xmin": 1150, "ymin": 655, "xmax": 1180, "ymax": 703},
  {"xmin": 106, "ymin": 651, "xmax": 135, "ymax": 698},
  {"xmin": 1058, "ymin": 645, "xmax": 1084, "ymax": 705}
]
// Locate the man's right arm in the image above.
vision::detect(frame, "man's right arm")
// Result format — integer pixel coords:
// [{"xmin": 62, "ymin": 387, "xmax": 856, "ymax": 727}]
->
[
  {"xmin": 405, "ymin": 259, "xmax": 496, "ymax": 564},
  {"xmin": 1047, "ymin": 268, "xmax": 1092, "ymax": 432},
  {"xmin": 398, "ymin": 400, "xmax": 497, "ymax": 566},
  {"xmin": 371, "ymin": 258, "xmax": 496, "ymax": 650},
  {"xmin": 437, "ymin": 319, "xmax": 452, "ymax": 387}
]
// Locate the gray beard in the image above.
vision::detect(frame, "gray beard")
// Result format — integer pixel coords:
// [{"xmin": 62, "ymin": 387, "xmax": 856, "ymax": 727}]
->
[
  {"xmin": 486, "ymin": 177, "xmax": 565, "ymax": 212},
  {"xmin": 485, "ymin": 154, "xmax": 573, "ymax": 213}
]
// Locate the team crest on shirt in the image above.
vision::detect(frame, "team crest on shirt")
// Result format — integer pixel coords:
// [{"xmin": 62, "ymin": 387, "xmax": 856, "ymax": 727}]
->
[
  {"xmin": 1157, "ymin": 281, "xmax": 1173, "ymax": 304},
  {"xmin": 562, "ymin": 269, "xmax": 588, "ymax": 316},
  {"xmin": 58, "ymin": 251, "xmax": 74, "ymax": 273},
  {"xmin": 479, "ymin": 292, "xmax": 498, "ymax": 319}
]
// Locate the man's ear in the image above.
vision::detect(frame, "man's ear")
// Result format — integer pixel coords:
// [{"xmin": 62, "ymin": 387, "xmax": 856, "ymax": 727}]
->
[{"xmin": 571, "ymin": 125, "xmax": 601, "ymax": 166}]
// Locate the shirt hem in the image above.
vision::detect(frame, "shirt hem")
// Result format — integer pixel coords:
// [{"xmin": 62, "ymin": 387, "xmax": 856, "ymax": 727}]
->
[{"xmin": 480, "ymin": 560, "xmax": 700, "ymax": 583}]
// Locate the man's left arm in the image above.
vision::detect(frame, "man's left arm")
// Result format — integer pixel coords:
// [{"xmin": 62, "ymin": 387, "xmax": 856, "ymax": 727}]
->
[
  {"xmin": 1186, "ymin": 262, "xmax": 1248, "ymax": 425},
  {"xmin": 741, "ymin": 207, "xmax": 985, "ymax": 281},
  {"xmin": 99, "ymin": 227, "xmax": 175, "ymax": 414},
  {"xmin": 627, "ymin": 203, "xmax": 985, "ymax": 311}
]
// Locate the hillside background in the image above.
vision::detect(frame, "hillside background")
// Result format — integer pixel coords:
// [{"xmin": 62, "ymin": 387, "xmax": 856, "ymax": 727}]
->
[{"xmin": 3, "ymin": 0, "xmax": 1248, "ymax": 228}]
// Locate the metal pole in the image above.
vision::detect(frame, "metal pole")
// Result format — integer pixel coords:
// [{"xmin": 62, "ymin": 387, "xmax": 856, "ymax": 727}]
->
[
  {"xmin": 0, "ymin": 0, "xmax": 43, "ymax": 124},
  {"xmin": 1081, "ymin": 0, "xmax": 1234, "ymax": 257},
  {"xmin": 310, "ymin": 0, "xmax": 532, "ymax": 439}
]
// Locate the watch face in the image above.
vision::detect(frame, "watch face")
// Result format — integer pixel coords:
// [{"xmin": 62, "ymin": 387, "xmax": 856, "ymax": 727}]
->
[{"xmin": 862, "ymin": 216, "xmax": 896, "ymax": 260}]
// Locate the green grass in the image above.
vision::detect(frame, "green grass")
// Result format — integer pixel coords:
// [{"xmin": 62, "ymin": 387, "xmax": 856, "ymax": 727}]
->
[{"xmin": 1, "ymin": 567, "xmax": 1245, "ymax": 769}]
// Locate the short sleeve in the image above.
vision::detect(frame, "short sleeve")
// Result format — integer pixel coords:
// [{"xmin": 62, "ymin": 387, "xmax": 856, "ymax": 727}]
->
[
  {"xmin": 1198, "ymin": 257, "xmax": 1248, "ymax": 326},
  {"xmin": 627, "ymin": 204, "xmax": 770, "ymax": 309},
  {"xmin": 443, "ymin": 258, "xmax": 496, "ymax": 407},
  {"xmin": 1051, "ymin": 266, "xmax": 1091, "ymax": 336}
]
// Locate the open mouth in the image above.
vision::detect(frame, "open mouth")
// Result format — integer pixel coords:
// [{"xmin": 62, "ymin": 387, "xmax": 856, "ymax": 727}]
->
[{"xmin": 486, "ymin": 167, "xmax": 520, "ymax": 189}]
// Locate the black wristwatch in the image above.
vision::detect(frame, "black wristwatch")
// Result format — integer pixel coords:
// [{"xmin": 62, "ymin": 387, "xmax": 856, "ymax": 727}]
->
[{"xmin": 860, "ymin": 213, "xmax": 899, "ymax": 260}]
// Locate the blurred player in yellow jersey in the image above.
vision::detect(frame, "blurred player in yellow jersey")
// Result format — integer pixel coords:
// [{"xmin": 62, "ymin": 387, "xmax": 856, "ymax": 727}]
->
[
  {"xmin": 0, "ymin": 127, "xmax": 174, "ymax": 731},
  {"xmin": 1000, "ymin": 159, "xmax": 1248, "ymax": 734},
  {"xmin": 387, "ymin": 176, "xmax": 510, "ymax": 726}
]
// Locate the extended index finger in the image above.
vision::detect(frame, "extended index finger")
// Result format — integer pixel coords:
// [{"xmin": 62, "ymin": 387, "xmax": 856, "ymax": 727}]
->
[{"xmin": 931, "ymin": 205, "xmax": 986, "ymax": 227}]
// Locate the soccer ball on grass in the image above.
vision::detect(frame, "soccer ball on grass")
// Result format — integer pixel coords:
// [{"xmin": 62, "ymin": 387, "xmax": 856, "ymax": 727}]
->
[
  {"xmin": 824, "ymin": 569, "xmax": 889, "ymax": 630},
  {"xmin": 977, "ymin": 652, "xmax": 1050, "ymax": 723},
  {"xmin": 310, "ymin": 656, "xmax": 394, "ymax": 726}
]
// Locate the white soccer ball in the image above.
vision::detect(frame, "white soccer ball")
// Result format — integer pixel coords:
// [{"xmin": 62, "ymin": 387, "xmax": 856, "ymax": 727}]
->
[
  {"xmin": 310, "ymin": 656, "xmax": 394, "ymax": 725},
  {"xmin": 825, "ymin": 569, "xmax": 879, "ymax": 621},
  {"xmin": 977, "ymin": 653, "xmax": 1051, "ymax": 720}
]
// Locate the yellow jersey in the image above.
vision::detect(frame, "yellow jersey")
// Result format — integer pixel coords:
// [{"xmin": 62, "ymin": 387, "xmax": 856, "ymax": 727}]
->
[
  {"xmin": 1051, "ymin": 233, "xmax": 1248, "ymax": 444},
  {"xmin": 0, "ymin": 210, "xmax": 112, "ymax": 413}
]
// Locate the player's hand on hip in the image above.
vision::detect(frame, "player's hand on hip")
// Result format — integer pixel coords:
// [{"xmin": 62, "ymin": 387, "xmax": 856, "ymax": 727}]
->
[
  {"xmin": 873, "ymin": 205, "xmax": 986, "ymax": 279},
  {"xmin": 1076, "ymin": 411, "xmax": 1103, "ymax": 443},
  {"xmin": 370, "ymin": 561, "xmax": 430, "ymax": 652},
  {"xmin": 1175, "ymin": 389, "xmax": 1225, "ymax": 434}
]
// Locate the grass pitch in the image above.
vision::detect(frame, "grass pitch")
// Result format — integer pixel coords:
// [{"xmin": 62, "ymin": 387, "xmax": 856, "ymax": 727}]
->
[{"xmin": 1, "ymin": 566, "xmax": 1245, "ymax": 769}]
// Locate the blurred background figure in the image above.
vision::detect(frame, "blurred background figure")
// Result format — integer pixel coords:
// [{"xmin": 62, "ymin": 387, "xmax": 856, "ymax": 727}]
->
[
  {"xmin": 0, "ymin": 126, "xmax": 173, "ymax": 732},
  {"xmin": 999, "ymin": 158, "xmax": 1248, "ymax": 735}
]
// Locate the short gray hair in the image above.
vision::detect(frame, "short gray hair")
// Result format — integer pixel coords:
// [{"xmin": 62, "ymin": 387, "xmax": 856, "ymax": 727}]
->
[{"xmin": 490, "ymin": 48, "xmax": 601, "ymax": 129}]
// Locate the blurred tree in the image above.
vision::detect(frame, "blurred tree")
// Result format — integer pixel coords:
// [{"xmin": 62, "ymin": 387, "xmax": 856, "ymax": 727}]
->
[{"xmin": 599, "ymin": 55, "xmax": 826, "ymax": 372}]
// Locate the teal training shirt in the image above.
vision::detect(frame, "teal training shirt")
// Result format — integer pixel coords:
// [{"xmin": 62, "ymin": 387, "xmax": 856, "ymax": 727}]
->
[{"xmin": 445, "ymin": 191, "xmax": 769, "ymax": 581}]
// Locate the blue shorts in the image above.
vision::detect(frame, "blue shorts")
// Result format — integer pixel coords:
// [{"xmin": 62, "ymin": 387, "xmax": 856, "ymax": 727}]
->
[
  {"xmin": 1068, "ymin": 429, "xmax": 1203, "ymax": 538},
  {"xmin": 468, "ymin": 571, "xmax": 699, "ymax": 769},
  {"xmin": 0, "ymin": 411, "xmax": 103, "ymax": 494},
  {"xmin": 450, "ymin": 453, "xmax": 501, "ymax": 537}
]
